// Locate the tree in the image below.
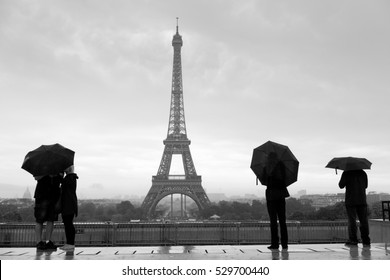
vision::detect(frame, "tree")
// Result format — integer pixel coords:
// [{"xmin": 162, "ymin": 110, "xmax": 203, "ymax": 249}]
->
[
  {"xmin": 286, "ymin": 198, "xmax": 315, "ymax": 220},
  {"xmin": 111, "ymin": 214, "xmax": 127, "ymax": 222},
  {"xmin": 222, "ymin": 212, "xmax": 240, "ymax": 220},
  {"xmin": 289, "ymin": 211, "xmax": 305, "ymax": 220},
  {"xmin": 199, "ymin": 203, "xmax": 221, "ymax": 219},
  {"xmin": 251, "ymin": 200, "xmax": 267, "ymax": 220},
  {"xmin": 77, "ymin": 202, "xmax": 97, "ymax": 221},
  {"xmin": 115, "ymin": 201, "xmax": 138, "ymax": 220},
  {"xmin": 18, "ymin": 207, "xmax": 35, "ymax": 222},
  {"xmin": 116, "ymin": 201, "xmax": 135, "ymax": 214},
  {"xmin": 2, "ymin": 211, "xmax": 22, "ymax": 222},
  {"xmin": 314, "ymin": 202, "xmax": 346, "ymax": 220},
  {"xmin": 369, "ymin": 201, "xmax": 383, "ymax": 219}
]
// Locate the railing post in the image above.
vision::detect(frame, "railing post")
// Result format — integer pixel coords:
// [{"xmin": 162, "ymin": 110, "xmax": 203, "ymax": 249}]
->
[
  {"xmin": 382, "ymin": 201, "xmax": 390, "ymax": 221},
  {"xmin": 296, "ymin": 221, "xmax": 301, "ymax": 244},
  {"xmin": 236, "ymin": 223, "xmax": 240, "ymax": 245},
  {"xmin": 330, "ymin": 222, "xmax": 335, "ymax": 242},
  {"xmin": 111, "ymin": 223, "xmax": 117, "ymax": 246},
  {"xmin": 175, "ymin": 222, "xmax": 178, "ymax": 245},
  {"xmin": 161, "ymin": 222, "xmax": 165, "ymax": 245}
]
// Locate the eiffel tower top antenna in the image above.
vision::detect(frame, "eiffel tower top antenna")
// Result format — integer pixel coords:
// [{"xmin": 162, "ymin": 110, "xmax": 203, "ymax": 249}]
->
[{"xmin": 168, "ymin": 16, "xmax": 185, "ymax": 139}]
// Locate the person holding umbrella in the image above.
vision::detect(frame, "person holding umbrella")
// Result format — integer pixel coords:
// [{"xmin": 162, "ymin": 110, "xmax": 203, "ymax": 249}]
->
[
  {"xmin": 22, "ymin": 143, "xmax": 75, "ymax": 250},
  {"xmin": 251, "ymin": 141, "xmax": 299, "ymax": 250},
  {"xmin": 264, "ymin": 152, "xmax": 290, "ymax": 250},
  {"xmin": 339, "ymin": 169, "xmax": 371, "ymax": 247},
  {"xmin": 326, "ymin": 157, "xmax": 371, "ymax": 247},
  {"xmin": 33, "ymin": 173, "xmax": 63, "ymax": 250}
]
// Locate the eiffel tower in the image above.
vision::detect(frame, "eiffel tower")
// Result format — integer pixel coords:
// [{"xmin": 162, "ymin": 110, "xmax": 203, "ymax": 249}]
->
[{"xmin": 141, "ymin": 20, "xmax": 210, "ymax": 219}]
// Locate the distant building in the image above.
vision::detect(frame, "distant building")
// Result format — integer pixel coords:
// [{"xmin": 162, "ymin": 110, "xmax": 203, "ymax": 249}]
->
[
  {"xmin": 22, "ymin": 187, "xmax": 32, "ymax": 200},
  {"xmin": 367, "ymin": 192, "xmax": 390, "ymax": 205},
  {"xmin": 299, "ymin": 193, "xmax": 344, "ymax": 210},
  {"xmin": 207, "ymin": 193, "xmax": 262, "ymax": 203}
]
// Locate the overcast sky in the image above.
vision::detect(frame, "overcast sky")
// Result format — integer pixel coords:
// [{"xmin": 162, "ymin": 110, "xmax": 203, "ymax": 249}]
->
[{"xmin": 1, "ymin": 0, "xmax": 389, "ymax": 200}]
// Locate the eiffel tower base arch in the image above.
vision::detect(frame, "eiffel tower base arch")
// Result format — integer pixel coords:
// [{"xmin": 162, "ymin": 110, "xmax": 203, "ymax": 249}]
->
[{"xmin": 141, "ymin": 176, "xmax": 210, "ymax": 219}]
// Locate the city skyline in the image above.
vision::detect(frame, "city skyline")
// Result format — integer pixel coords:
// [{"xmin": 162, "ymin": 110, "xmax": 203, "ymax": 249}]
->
[{"xmin": 1, "ymin": 1, "xmax": 390, "ymax": 199}]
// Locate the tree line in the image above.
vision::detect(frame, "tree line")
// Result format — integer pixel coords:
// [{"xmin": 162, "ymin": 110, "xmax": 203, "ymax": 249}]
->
[
  {"xmin": 0, "ymin": 198, "xmax": 384, "ymax": 222},
  {"xmin": 200, "ymin": 198, "xmax": 384, "ymax": 221}
]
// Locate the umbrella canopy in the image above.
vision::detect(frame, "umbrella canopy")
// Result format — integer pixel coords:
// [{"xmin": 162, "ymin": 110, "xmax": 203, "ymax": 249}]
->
[
  {"xmin": 250, "ymin": 141, "xmax": 299, "ymax": 187},
  {"xmin": 325, "ymin": 157, "xmax": 371, "ymax": 172},
  {"xmin": 21, "ymin": 143, "xmax": 75, "ymax": 177}
]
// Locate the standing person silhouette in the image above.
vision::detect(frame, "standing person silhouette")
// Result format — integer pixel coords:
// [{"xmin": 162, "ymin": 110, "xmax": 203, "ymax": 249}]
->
[
  {"xmin": 34, "ymin": 174, "xmax": 63, "ymax": 250},
  {"xmin": 339, "ymin": 169, "xmax": 370, "ymax": 247},
  {"xmin": 59, "ymin": 165, "xmax": 79, "ymax": 251},
  {"xmin": 265, "ymin": 152, "xmax": 289, "ymax": 250}
]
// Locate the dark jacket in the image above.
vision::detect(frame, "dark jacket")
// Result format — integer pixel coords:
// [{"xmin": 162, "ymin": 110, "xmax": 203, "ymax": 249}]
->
[
  {"xmin": 60, "ymin": 173, "xmax": 78, "ymax": 216},
  {"xmin": 265, "ymin": 162, "xmax": 290, "ymax": 201},
  {"xmin": 339, "ymin": 170, "xmax": 368, "ymax": 206},
  {"xmin": 266, "ymin": 187, "xmax": 290, "ymax": 201},
  {"xmin": 34, "ymin": 175, "xmax": 62, "ymax": 202}
]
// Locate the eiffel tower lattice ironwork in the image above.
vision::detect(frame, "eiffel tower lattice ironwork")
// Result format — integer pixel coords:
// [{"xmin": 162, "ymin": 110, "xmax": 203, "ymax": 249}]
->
[{"xmin": 141, "ymin": 20, "xmax": 210, "ymax": 219}]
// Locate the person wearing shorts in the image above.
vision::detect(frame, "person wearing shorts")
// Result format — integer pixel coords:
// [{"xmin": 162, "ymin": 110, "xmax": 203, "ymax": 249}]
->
[{"xmin": 34, "ymin": 174, "xmax": 62, "ymax": 250}]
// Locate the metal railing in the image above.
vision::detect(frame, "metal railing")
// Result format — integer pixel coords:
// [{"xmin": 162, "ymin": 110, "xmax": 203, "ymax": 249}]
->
[
  {"xmin": 382, "ymin": 201, "xmax": 390, "ymax": 221},
  {"xmin": 0, "ymin": 221, "xmax": 349, "ymax": 247}
]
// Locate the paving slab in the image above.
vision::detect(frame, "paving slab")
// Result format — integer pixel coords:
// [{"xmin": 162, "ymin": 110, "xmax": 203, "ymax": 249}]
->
[{"xmin": 0, "ymin": 243, "xmax": 389, "ymax": 260}]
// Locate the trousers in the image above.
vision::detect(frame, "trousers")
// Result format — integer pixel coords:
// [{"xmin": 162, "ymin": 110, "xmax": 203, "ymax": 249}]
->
[
  {"xmin": 267, "ymin": 198, "xmax": 288, "ymax": 247},
  {"xmin": 345, "ymin": 205, "xmax": 370, "ymax": 244},
  {"xmin": 62, "ymin": 214, "xmax": 75, "ymax": 245}
]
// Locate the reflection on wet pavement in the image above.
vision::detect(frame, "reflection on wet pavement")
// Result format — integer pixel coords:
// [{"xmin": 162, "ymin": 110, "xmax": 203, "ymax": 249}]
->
[{"xmin": 2, "ymin": 243, "xmax": 388, "ymax": 260}]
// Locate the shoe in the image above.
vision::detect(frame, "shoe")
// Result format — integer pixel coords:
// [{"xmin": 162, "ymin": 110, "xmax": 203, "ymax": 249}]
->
[
  {"xmin": 59, "ymin": 244, "xmax": 75, "ymax": 251},
  {"xmin": 363, "ymin": 243, "xmax": 371, "ymax": 248},
  {"xmin": 282, "ymin": 245, "xmax": 288, "ymax": 250},
  {"xmin": 45, "ymin": 240, "xmax": 57, "ymax": 250},
  {"xmin": 267, "ymin": 245, "xmax": 279, "ymax": 250},
  {"xmin": 345, "ymin": 241, "xmax": 358, "ymax": 247},
  {"xmin": 36, "ymin": 241, "xmax": 46, "ymax": 250}
]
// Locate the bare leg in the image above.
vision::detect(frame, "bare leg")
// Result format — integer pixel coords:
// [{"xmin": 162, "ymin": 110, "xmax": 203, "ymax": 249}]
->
[
  {"xmin": 45, "ymin": 221, "xmax": 54, "ymax": 241},
  {"xmin": 35, "ymin": 223, "xmax": 43, "ymax": 243}
]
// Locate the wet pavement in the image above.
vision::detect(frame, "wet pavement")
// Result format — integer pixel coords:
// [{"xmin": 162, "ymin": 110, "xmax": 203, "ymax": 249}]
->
[{"xmin": 1, "ymin": 243, "xmax": 389, "ymax": 260}]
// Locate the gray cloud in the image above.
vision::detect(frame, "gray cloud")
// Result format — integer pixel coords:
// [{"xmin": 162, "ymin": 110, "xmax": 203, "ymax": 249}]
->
[{"xmin": 1, "ymin": 0, "xmax": 389, "ymax": 198}]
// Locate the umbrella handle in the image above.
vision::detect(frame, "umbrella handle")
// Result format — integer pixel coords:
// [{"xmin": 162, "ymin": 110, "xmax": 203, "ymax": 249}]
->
[
  {"xmin": 335, "ymin": 169, "xmax": 338, "ymax": 175},
  {"xmin": 256, "ymin": 177, "xmax": 258, "ymax": 185}
]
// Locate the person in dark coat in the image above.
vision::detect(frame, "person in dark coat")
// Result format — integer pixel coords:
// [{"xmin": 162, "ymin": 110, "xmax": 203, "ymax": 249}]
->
[
  {"xmin": 264, "ymin": 153, "xmax": 289, "ymax": 250},
  {"xmin": 339, "ymin": 169, "xmax": 370, "ymax": 247},
  {"xmin": 59, "ymin": 165, "xmax": 78, "ymax": 251},
  {"xmin": 34, "ymin": 173, "xmax": 63, "ymax": 250}
]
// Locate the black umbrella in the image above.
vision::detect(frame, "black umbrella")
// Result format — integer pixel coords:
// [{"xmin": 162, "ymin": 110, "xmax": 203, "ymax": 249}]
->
[
  {"xmin": 21, "ymin": 143, "xmax": 75, "ymax": 177},
  {"xmin": 250, "ymin": 141, "xmax": 299, "ymax": 187},
  {"xmin": 325, "ymin": 157, "xmax": 371, "ymax": 174}
]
